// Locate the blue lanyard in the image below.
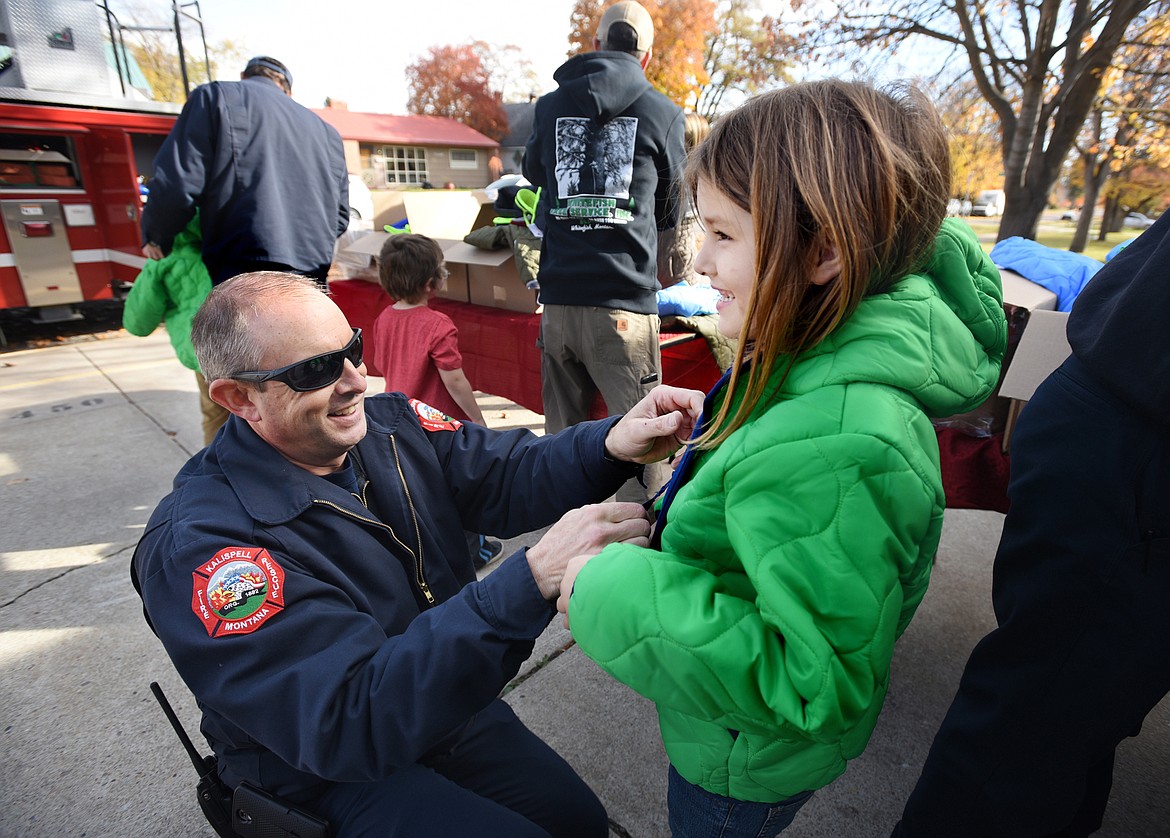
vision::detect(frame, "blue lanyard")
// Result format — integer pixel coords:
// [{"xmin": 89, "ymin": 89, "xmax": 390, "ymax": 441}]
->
[{"xmin": 648, "ymin": 365, "xmax": 737, "ymax": 549}]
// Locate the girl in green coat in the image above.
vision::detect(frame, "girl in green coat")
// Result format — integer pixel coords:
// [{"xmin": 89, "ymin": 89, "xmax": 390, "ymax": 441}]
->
[{"xmin": 558, "ymin": 80, "xmax": 1007, "ymax": 837}]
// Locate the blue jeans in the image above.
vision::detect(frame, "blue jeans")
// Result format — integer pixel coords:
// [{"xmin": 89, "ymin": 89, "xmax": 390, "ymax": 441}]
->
[{"xmin": 668, "ymin": 765, "xmax": 814, "ymax": 838}]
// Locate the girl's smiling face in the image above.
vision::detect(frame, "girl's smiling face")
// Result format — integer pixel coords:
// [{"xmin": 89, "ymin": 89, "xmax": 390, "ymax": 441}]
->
[{"xmin": 694, "ymin": 179, "xmax": 757, "ymax": 340}]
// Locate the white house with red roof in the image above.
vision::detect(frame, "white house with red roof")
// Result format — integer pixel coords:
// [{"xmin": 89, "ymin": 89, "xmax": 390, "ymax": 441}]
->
[{"xmin": 313, "ymin": 102, "xmax": 499, "ymax": 191}]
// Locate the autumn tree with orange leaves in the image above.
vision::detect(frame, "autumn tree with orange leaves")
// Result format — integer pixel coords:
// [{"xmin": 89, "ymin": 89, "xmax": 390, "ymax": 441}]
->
[
  {"xmin": 567, "ymin": 0, "xmax": 717, "ymax": 109},
  {"xmin": 405, "ymin": 43, "xmax": 508, "ymax": 141}
]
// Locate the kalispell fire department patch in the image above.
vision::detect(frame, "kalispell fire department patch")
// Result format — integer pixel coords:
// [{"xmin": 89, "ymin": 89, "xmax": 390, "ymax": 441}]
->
[
  {"xmin": 192, "ymin": 546, "xmax": 286, "ymax": 638},
  {"xmin": 410, "ymin": 398, "xmax": 463, "ymax": 432}
]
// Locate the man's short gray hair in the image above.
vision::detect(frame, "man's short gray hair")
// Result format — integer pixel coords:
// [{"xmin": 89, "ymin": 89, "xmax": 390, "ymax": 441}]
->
[{"xmin": 191, "ymin": 272, "xmax": 323, "ymax": 383}]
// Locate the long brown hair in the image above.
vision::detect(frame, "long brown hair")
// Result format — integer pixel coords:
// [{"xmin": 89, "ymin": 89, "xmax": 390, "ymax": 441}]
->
[{"xmin": 686, "ymin": 80, "xmax": 951, "ymax": 449}]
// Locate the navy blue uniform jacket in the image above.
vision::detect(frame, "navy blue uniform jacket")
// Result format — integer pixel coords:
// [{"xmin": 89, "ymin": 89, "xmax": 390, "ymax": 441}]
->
[
  {"xmin": 141, "ymin": 76, "xmax": 349, "ymax": 284},
  {"xmin": 131, "ymin": 393, "xmax": 634, "ymax": 797}
]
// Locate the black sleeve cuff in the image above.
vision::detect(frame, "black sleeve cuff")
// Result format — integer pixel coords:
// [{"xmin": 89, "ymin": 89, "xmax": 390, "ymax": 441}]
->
[{"xmin": 600, "ymin": 416, "xmax": 645, "ymax": 478}]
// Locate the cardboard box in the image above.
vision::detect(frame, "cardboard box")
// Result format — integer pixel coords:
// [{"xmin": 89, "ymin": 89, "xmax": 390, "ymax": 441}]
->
[
  {"xmin": 340, "ymin": 232, "xmax": 470, "ymax": 303},
  {"xmin": 997, "ymin": 308, "xmax": 1070, "ymax": 452},
  {"xmin": 995, "ymin": 272, "xmax": 1065, "ymax": 453},
  {"xmin": 434, "ymin": 238, "xmax": 472, "ymax": 303},
  {"xmin": 932, "ymin": 268, "xmax": 1061, "ymax": 445},
  {"xmin": 443, "ymin": 240, "xmax": 539, "ymax": 314},
  {"xmin": 341, "ymin": 230, "xmax": 388, "ymax": 260},
  {"xmin": 400, "ymin": 191, "xmax": 488, "ymax": 239},
  {"xmin": 1000, "ymin": 268, "xmax": 1058, "ymax": 311},
  {"xmin": 340, "ymin": 191, "xmax": 514, "ymax": 308},
  {"xmin": 371, "ymin": 190, "xmax": 406, "ymax": 232}
]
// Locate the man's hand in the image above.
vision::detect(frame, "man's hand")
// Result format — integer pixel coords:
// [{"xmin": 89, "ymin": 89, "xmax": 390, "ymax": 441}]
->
[
  {"xmin": 555, "ymin": 553, "xmax": 593, "ymax": 630},
  {"xmin": 142, "ymin": 243, "xmax": 165, "ymax": 261},
  {"xmin": 527, "ymin": 503, "xmax": 650, "ymax": 600},
  {"xmin": 605, "ymin": 385, "xmax": 704, "ymax": 465}
]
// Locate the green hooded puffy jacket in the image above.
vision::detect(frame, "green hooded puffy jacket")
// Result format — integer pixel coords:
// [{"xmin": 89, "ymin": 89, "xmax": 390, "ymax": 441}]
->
[
  {"xmin": 122, "ymin": 215, "xmax": 210, "ymax": 371},
  {"xmin": 568, "ymin": 219, "xmax": 1007, "ymax": 802}
]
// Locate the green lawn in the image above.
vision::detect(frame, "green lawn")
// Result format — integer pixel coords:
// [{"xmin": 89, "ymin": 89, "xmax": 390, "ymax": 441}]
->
[{"xmin": 962, "ymin": 216, "xmax": 1139, "ymax": 263}]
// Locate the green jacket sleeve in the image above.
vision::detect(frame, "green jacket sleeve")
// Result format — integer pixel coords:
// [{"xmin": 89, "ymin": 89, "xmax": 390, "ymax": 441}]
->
[
  {"xmin": 123, "ymin": 214, "xmax": 210, "ymax": 371},
  {"xmin": 122, "ymin": 263, "xmax": 168, "ymax": 337},
  {"xmin": 568, "ymin": 427, "xmax": 936, "ymax": 741}
]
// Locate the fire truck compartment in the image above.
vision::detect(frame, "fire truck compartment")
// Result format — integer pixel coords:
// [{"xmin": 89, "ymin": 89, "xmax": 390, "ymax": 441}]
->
[{"xmin": 1, "ymin": 198, "xmax": 83, "ymax": 308}]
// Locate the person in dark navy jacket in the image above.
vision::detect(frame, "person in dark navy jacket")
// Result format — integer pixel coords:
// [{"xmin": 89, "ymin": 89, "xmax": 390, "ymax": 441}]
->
[
  {"xmin": 894, "ymin": 214, "xmax": 1170, "ymax": 836},
  {"xmin": 131, "ymin": 271, "xmax": 702, "ymax": 837},
  {"xmin": 141, "ymin": 56, "xmax": 349, "ymax": 287}
]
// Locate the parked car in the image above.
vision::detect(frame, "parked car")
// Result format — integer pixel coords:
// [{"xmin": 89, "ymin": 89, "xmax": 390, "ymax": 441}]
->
[
  {"xmin": 347, "ymin": 174, "xmax": 375, "ymax": 231},
  {"xmin": 946, "ymin": 198, "xmax": 972, "ymax": 216},
  {"xmin": 1123, "ymin": 212, "xmax": 1155, "ymax": 230},
  {"xmin": 970, "ymin": 189, "xmax": 1006, "ymax": 217}
]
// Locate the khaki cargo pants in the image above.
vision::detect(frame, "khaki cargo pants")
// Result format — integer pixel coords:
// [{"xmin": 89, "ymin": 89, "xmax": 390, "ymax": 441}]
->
[{"xmin": 538, "ymin": 304, "xmax": 670, "ymax": 501}]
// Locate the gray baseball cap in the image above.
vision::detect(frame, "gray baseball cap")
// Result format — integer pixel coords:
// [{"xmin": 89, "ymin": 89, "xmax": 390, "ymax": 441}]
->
[{"xmin": 597, "ymin": 1, "xmax": 654, "ymax": 53}]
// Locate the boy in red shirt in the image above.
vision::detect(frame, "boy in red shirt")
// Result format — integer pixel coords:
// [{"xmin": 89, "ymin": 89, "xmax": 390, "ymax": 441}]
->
[
  {"xmin": 371, "ymin": 233, "xmax": 501, "ymax": 566},
  {"xmin": 371, "ymin": 234, "xmax": 486, "ymax": 424}
]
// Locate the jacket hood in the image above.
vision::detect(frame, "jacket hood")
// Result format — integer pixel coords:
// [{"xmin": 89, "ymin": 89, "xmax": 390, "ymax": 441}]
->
[
  {"xmin": 784, "ymin": 218, "xmax": 1007, "ymax": 417},
  {"xmin": 552, "ymin": 51, "xmax": 654, "ymax": 122}
]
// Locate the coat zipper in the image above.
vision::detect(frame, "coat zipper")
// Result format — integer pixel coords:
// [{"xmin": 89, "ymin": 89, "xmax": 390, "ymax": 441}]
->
[
  {"xmin": 390, "ymin": 436, "xmax": 434, "ymax": 604},
  {"xmin": 311, "ymin": 437, "xmax": 435, "ymax": 605}
]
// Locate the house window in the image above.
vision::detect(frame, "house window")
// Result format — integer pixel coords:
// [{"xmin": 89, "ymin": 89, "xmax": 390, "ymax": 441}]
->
[
  {"xmin": 373, "ymin": 145, "xmax": 429, "ymax": 185},
  {"xmin": 449, "ymin": 149, "xmax": 478, "ymax": 170}
]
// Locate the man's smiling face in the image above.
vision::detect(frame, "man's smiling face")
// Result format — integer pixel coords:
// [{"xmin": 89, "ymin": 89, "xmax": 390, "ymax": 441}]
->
[{"xmin": 243, "ymin": 291, "xmax": 368, "ymax": 475}]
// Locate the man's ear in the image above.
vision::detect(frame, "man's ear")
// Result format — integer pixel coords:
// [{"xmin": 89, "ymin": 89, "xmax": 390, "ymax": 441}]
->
[
  {"xmin": 208, "ymin": 378, "xmax": 262, "ymax": 421},
  {"xmin": 810, "ymin": 243, "xmax": 841, "ymax": 287}
]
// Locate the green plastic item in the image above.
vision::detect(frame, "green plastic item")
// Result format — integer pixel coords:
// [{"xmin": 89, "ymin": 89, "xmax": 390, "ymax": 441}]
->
[
  {"xmin": 493, "ymin": 187, "xmax": 541, "ymax": 226},
  {"xmin": 515, "ymin": 187, "xmax": 540, "ymax": 224}
]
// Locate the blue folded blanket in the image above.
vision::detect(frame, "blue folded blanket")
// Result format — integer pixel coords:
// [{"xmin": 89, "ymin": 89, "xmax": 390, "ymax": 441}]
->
[
  {"xmin": 657, "ymin": 283, "xmax": 721, "ymax": 316},
  {"xmin": 989, "ymin": 237, "xmax": 1101, "ymax": 312}
]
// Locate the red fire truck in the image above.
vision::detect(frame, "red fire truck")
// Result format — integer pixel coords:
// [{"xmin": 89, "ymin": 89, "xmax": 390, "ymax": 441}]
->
[
  {"xmin": 0, "ymin": 0, "xmax": 189, "ymax": 328},
  {"xmin": 0, "ymin": 102, "xmax": 178, "ymax": 319}
]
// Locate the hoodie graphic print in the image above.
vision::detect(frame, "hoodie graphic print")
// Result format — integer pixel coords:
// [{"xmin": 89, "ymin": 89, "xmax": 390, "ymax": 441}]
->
[{"xmin": 552, "ymin": 116, "xmax": 638, "ymax": 229}]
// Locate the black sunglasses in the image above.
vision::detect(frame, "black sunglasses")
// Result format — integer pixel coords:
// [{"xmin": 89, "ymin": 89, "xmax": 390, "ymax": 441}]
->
[{"xmin": 232, "ymin": 328, "xmax": 363, "ymax": 391}]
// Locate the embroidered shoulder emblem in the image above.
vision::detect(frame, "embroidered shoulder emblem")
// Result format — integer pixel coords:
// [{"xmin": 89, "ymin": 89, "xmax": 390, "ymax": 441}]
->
[
  {"xmin": 409, "ymin": 398, "xmax": 463, "ymax": 432},
  {"xmin": 192, "ymin": 546, "xmax": 286, "ymax": 638}
]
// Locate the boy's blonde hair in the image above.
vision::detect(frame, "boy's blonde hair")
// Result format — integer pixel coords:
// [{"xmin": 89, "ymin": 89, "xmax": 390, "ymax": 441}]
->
[
  {"xmin": 685, "ymin": 79, "xmax": 951, "ymax": 449},
  {"xmin": 377, "ymin": 234, "xmax": 444, "ymax": 304},
  {"xmin": 683, "ymin": 112, "xmax": 710, "ymax": 150}
]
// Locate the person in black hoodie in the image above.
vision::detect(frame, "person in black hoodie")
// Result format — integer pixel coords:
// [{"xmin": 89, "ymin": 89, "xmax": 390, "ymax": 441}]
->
[
  {"xmin": 894, "ymin": 214, "xmax": 1170, "ymax": 836},
  {"xmin": 524, "ymin": 1, "xmax": 686, "ymax": 501}
]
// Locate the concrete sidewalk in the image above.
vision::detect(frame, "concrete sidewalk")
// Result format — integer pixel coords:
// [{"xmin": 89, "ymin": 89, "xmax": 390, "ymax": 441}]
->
[{"xmin": 2, "ymin": 328, "xmax": 1168, "ymax": 837}]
